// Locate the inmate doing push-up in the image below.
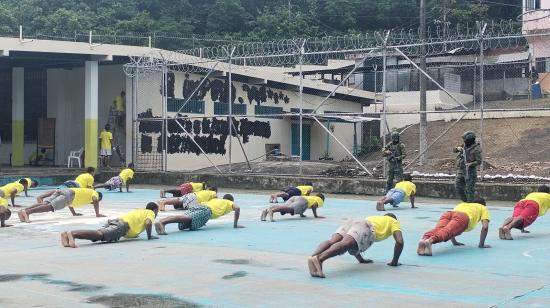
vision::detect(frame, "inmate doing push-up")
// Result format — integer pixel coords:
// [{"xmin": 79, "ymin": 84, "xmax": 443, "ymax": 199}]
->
[
  {"xmin": 261, "ymin": 194, "xmax": 325, "ymax": 222},
  {"xmin": 158, "ymin": 187, "xmax": 217, "ymax": 211},
  {"xmin": 60, "ymin": 202, "xmax": 159, "ymax": 248},
  {"xmin": 269, "ymin": 184, "xmax": 313, "ymax": 203},
  {"xmin": 154, "ymin": 194, "xmax": 244, "ymax": 235},
  {"xmin": 18, "ymin": 188, "xmax": 104, "ymax": 222},
  {"xmin": 499, "ymin": 185, "xmax": 550, "ymax": 240},
  {"xmin": 160, "ymin": 181, "xmax": 206, "ymax": 198},
  {"xmin": 308, "ymin": 213, "xmax": 403, "ymax": 278}
]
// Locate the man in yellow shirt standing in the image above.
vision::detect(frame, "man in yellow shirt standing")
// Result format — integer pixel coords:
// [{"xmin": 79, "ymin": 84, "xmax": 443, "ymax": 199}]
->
[
  {"xmin": 18, "ymin": 188, "xmax": 104, "ymax": 222},
  {"xmin": 154, "ymin": 194, "xmax": 244, "ymax": 235},
  {"xmin": 499, "ymin": 185, "xmax": 550, "ymax": 240},
  {"xmin": 261, "ymin": 193, "xmax": 325, "ymax": 222},
  {"xmin": 113, "ymin": 91, "xmax": 125, "ymax": 128},
  {"xmin": 376, "ymin": 173, "xmax": 416, "ymax": 211},
  {"xmin": 61, "ymin": 202, "xmax": 158, "ymax": 248},
  {"xmin": 157, "ymin": 186, "xmax": 217, "ymax": 211},
  {"xmin": 418, "ymin": 198, "xmax": 491, "ymax": 256},
  {"xmin": 308, "ymin": 213, "xmax": 404, "ymax": 278},
  {"xmin": 94, "ymin": 163, "xmax": 135, "ymax": 192},
  {"xmin": 99, "ymin": 124, "xmax": 113, "ymax": 168}
]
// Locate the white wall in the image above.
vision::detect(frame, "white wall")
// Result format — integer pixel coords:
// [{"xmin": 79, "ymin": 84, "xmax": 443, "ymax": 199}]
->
[{"xmin": 136, "ymin": 70, "xmax": 363, "ymax": 171}]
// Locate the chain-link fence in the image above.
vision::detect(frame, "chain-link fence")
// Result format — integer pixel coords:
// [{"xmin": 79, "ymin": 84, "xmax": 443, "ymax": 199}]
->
[{"xmin": 124, "ymin": 23, "xmax": 550, "ymax": 180}]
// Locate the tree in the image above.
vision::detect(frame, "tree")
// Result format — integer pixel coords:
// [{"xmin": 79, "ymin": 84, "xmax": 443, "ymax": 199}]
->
[{"xmin": 206, "ymin": 0, "xmax": 251, "ymax": 34}]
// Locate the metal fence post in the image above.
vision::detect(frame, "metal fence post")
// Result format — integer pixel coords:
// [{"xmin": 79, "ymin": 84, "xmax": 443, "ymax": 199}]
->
[
  {"xmin": 299, "ymin": 40, "xmax": 305, "ymax": 175},
  {"xmin": 228, "ymin": 50, "xmax": 233, "ymax": 172},
  {"xmin": 162, "ymin": 64, "xmax": 168, "ymax": 172},
  {"xmin": 479, "ymin": 23, "xmax": 487, "ymax": 178},
  {"xmin": 382, "ymin": 44, "xmax": 388, "ymax": 177}
]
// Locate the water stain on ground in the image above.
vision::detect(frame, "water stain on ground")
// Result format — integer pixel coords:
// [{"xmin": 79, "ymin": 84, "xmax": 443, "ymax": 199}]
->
[
  {"xmin": 0, "ymin": 273, "xmax": 103, "ymax": 292},
  {"xmin": 86, "ymin": 293, "xmax": 200, "ymax": 307},
  {"xmin": 212, "ymin": 258, "xmax": 269, "ymax": 267},
  {"xmin": 222, "ymin": 271, "xmax": 248, "ymax": 280}
]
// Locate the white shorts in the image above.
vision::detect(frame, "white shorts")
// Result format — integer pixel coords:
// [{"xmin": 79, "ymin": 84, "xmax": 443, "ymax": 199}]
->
[{"xmin": 100, "ymin": 149, "xmax": 112, "ymax": 156}]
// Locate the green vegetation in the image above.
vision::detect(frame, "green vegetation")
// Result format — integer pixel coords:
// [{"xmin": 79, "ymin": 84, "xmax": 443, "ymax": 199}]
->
[{"xmin": 0, "ymin": 0, "xmax": 521, "ymax": 40}]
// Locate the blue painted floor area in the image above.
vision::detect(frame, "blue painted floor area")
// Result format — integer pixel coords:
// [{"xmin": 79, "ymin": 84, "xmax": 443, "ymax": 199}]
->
[{"xmin": 1, "ymin": 187, "xmax": 550, "ymax": 307}]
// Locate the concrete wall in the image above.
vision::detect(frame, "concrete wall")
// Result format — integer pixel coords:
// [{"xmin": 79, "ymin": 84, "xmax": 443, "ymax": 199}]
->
[
  {"xmin": 135, "ymin": 70, "xmax": 363, "ymax": 171},
  {"xmin": 46, "ymin": 64, "xmax": 126, "ymax": 166}
]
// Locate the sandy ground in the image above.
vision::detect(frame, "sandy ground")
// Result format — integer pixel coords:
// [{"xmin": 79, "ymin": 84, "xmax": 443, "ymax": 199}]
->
[{"xmin": 1, "ymin": 185, "xmax": 549, "ymax": 307}]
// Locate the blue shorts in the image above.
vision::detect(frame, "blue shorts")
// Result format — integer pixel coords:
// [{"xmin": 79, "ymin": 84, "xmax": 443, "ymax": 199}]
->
[
  {"xmin": 385, "ymin": 188, "xmax": 406, "ymax": 206},
  {"xmin": 282, "ymin": 187, "xmax": 301, "ymax": 201},
  {"xmin": 59, "ymin": 181, "xmax": 80, "ymax": 189}
]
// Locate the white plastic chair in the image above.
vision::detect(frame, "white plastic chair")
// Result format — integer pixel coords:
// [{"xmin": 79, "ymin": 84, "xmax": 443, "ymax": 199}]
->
[{"xmin": 67, "ymin": 148, "xmax": 83, "ymax": 168}]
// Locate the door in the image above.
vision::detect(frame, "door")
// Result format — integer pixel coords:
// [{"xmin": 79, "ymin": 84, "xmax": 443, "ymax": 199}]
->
[{"xmin": 291, "ymin": 123, "xmax": 311, "ymax": 160}]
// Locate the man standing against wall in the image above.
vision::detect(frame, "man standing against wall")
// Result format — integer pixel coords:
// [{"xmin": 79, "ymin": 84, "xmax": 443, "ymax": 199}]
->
[
  {"xmin": 454, "ymin": 131, "xmax": 482, "ymax": 202},
  {"xmin": 383, "ymin": 131, "xmax": 406, "ymax": 192},
  {"xmin": 114, "ymin": 91, "xmax": 125, "ymax": 127},
  {"xmin": 99, "ymin": 124, "xmax": 113, "ymax": 168}
]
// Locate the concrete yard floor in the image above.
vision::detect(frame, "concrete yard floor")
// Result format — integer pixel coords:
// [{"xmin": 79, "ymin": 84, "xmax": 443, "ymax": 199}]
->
[{"xmin": 1, "ymin": 186, "xmax": 549, "ymax": 307}]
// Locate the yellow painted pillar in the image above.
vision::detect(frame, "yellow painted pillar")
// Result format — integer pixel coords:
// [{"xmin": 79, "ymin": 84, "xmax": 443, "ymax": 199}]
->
[
  {"xmin": 11, "ymin": 67, "xmax": 24, "ymax": 166},
  {"xmin": 84, "ymin": 61, "xmax": 98, "ymax": 168}
]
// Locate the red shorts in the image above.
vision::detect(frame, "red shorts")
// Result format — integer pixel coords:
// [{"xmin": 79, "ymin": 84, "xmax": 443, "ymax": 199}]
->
[
  {"xmin": 512, "ymin": 200, "xmax": 539, "ymax": 228},
  {"xmin": 179, "ymin": 183, "xmax": 193, "ymax": 196}
]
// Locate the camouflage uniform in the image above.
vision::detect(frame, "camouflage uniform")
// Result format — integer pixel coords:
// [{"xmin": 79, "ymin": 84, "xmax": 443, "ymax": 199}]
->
[
  {"xmin": 454, "ymin": 131, "xmax": 482, "ymax": 202},
  {"xmin": 384, "ymin": 132, "xmax": 406, "ymax": 192}
]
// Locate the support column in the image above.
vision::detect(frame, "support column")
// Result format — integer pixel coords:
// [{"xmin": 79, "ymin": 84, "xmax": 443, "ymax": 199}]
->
[
  {"xmin": 11, "ymin": 67, "xmax": 24, "ymax": 166},
  {"xmin": 84, "ymin": 61, "xmax": 98, "ymax": 168}
]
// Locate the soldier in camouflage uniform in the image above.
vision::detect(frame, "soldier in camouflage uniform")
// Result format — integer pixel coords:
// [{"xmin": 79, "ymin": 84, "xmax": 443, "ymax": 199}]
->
[
  {"xmin": 383, "ymin": 131, "xmax": 406, "ymax": 192},
  {"xmin": 454, "ymin": 131, "xmax": 482, "ymax": 202}
]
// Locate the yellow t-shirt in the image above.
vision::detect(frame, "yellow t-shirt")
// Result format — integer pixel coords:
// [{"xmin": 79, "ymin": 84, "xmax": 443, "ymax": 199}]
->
[
  {"xmin": 202, "ymin": 199, "xmax": 233, "ymax": 219},
  {"xmin": 0, "ymin": 197, "xmax": 7, "ymax": 208},
  {"xmin": 453, "ymin": 202, "xmax": 490, "ymax": 232},
  {"xmin": 367, "ymin": 215, "xmax": 401, "ymax": 242},
  {"xmin": 100, "ymin": 130, "xmax": 113, "ymax": 150},
  {"xmin": 523, "ymin": 192, "xmax": 550, "ymax": 217},
  {"xmin": 24, "ymin": 178, "xmax": 32, "ymax": 186},
  {"xmin": 195, "ymin": 190, "xmax": 217, "ymax": 203},
  {"xmin": 120, "ymin": 209, "xmax": 156, "ymax": 238},
  {"xmin": 75, "ymin": 173, "xmax": 94, "ymax": 188},
  {"xmin": 303, "ymin": 196, "xmax": 324, "ymax": 208},
  {"xmin": 395, "ymin": 181, "xmax": 416, "ymax": 198},
  {"xmin": 69, "ymin": 188, "xmax": 99, "ymax": 208},
  {"xmin": 1, "ymin": 183, "xmax": 24, "ymax": 196},
  {"xmin": 190, "ymin": 182, "xmax": 204, "ymax": 192},
  {"xmin": 297, "ymin": 185, "xmax": 313, "ymax": 195},
  {"xmin": 119, "ymin": 169, "xmax": 134, "ymax": 184},
  {"xmin": 114, "ymin": 95, "xmax": 125, "ymax": 112}
]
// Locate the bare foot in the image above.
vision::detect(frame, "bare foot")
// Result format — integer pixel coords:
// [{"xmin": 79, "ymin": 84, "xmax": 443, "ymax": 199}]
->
[
  {"xmin": 417, "ymin": 240, "xmax": 426, "ymax": 255},
  {"xmin": 260, "ymin": 210, "xmax": 268, "ymax": 221},
  {"xmin": 307, "ymin": 257, "xmax": 317, "ymax": 277},
  {"xmin": 268, "ymin": 210, "xmax": 275, "ymax": 222},
  {"xmin": 423, "ymin": 240, "xmax": 433, "ymax": 256},
  {"xmin": 67, "ymin": 231, "xmax": 77, "ymax": 248},
  {"xmin": 60, "ymin": 232, "xmax": 69, "ymax": 247},
  {"xmin": 18, "ymin": 210, "xmax": 30, "ymax": 223},
  {"xmin": 498, "ymin": 227, "xmax": 506, "ymax": 240},
  {"xmin": 504, "ymin": 228, "xmax": 513, "ymax": 240},
  {"xmin": 158, "ymin": 201, "xmax": 166, "ymax": 211},
  {"xmin": 155, "ymin": 222, "xmax": 168, "ymax": 235},
  {"xmin": 311, "ymin": 256, "xmax": 325, "ymax": 278}
]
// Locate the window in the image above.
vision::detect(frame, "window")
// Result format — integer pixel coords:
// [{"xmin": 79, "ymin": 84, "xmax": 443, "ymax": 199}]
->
[
  {"xmin": 254, "ymin": 105, "xmax": 283, "ymax": 118},
  {"xmin": 214, "ymin": 102, "xmax": 246, "ymax": 115},
  {"xmin": 167, "ymin": 98, "xmax": 204, "ymax": 113},
  {"xmin": 525, "ymin": 0, "xmax": 541, "ymax": 11}
]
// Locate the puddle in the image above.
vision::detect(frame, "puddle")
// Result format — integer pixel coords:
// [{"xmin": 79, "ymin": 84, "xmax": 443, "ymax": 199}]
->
[
  {"xmin": 212, "ymin": 259, "xmax": 269, "ymax": 267},
  {"xmin": 222, "ymin": 271, "xmax": 248, "ymax": 280},
  {"xmin": 0, "ymin": 273, "xmax": 103, "ymax": 292},
  {"xmin": 87, "ymin": 293, "xmax": 200, "ymax": 307},
  {"xmin": 0, "ymin": 274, "xmax": 24, "ymax": 282}
]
